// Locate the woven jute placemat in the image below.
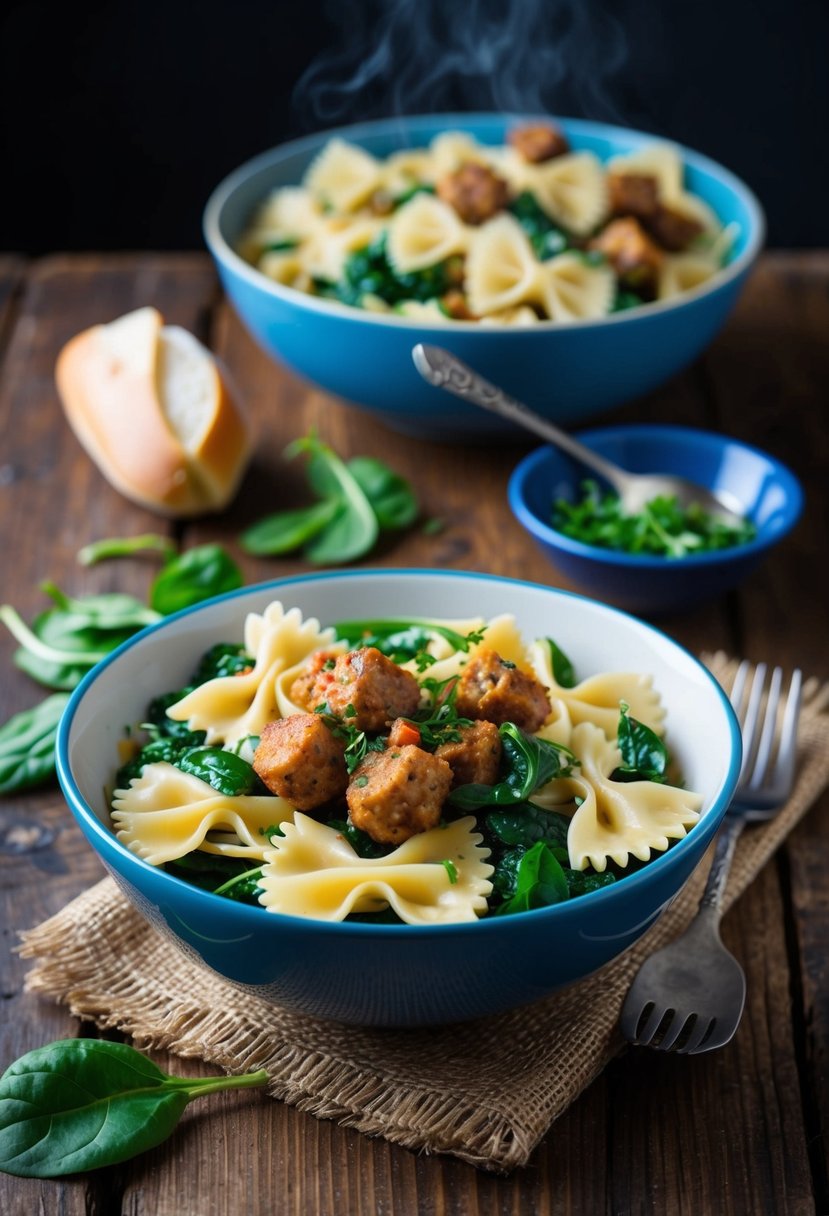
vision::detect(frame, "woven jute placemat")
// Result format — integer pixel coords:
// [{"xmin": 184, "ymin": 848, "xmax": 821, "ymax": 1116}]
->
[{"xmin": 19, "ymin": 656, "xmax": 829, "ymax": 1173}]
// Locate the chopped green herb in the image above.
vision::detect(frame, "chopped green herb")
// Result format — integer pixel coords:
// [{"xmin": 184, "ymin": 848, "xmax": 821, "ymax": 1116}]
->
[
  {"xmin": 552, "ymin": 479, "xmax": 756, "ymax": 558},
  {"xmin": 439, "ymin": 859, "xmax": 459, "ymax": 884}
]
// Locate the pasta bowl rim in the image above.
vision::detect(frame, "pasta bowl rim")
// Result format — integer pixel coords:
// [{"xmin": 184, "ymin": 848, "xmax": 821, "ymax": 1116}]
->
[
  {"xmin": 508, "ymin": 423, "xmax": 805, "ymax": 569},
  {"xmin": 57, "ymin": 568, "xmax": 743, "ymax": 936},
  {"xmin": 203, "ymin": 111, "xmax": 766, "ymax": 333}
]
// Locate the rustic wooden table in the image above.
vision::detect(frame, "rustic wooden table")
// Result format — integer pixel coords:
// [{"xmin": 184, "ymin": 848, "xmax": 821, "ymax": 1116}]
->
[{"xmin": 0, "ymin": 252, "xmax": 827, "ymax": 1215}]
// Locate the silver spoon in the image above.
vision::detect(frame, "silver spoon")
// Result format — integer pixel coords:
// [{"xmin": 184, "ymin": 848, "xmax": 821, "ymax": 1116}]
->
[{"xmin": 412, "ymin": 344, "xmax": 745, "ymax": 522}]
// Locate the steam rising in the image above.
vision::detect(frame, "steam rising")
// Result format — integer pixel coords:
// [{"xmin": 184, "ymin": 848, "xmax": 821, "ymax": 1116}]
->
[{"xmin": 292, "ymin": 0, "xmax": 648, "ymax": 130}]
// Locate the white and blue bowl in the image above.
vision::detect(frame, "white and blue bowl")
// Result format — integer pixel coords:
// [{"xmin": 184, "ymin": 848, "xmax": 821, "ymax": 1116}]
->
[
  {"xmin": 509, "ymin": 425, "xmax": 804, "ymax": 615},
  {"xmin": 203, "ymin": 114, "xmax": 765, "ymax": 438},
  {"xmin": 57, "ymin": 570, "xmax": 741, "ymax": 1026}
]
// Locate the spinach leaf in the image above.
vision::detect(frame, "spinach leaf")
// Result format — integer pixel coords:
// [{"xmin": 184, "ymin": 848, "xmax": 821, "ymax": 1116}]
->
[
  {"xmin": 565, "ymin": 868, "xmax": 617, "ymax": 897},
  {"xmin": 615, "ymin": 702, "xmax": 669, "ymax": 783},
  {"xmin": 77, "ymin": 534, "xmax": 177, "ymax": 566},
  {"xmin": 291, "ymin": 438, "xmax": 379, "ymax": 565},
  {"xmin": 241, "ymin": 435, "xmax": 419, "ymax": 565},
  {"xmin": 213, "ymin": 865, "xmax": 264, "ymax": 903},
  {"xmin": 116, "ymin": 736, "xmax": 192, "ymax": 787},
  {"xmin": 543, "ymin": 638, "xmax": 576, "ymax": 688},
  {"xmin": 347, "ymin": 456, "xmax": 419, "ymax": 530},
  {"xmin": 1, "ymin": 587, "xmax": 160, "ymax": 691},
  {"xmin": 449, "ymin": 723, "xmax": 576, "ymax": 809},
  {"xmin": 239, "ymin": 499, "xmax": 340, "ymax": 556},
  {"xmin": 494, "ymin": 842, "xmax": 569, "ymax": 916},
  {"xmin": 165, "ymin": 852, "xmax": 253, "ymax": 892},
  {"xmin": 193, "ymin": 643, "xmax": 253, "ymax": 682},
  {"xmin": 0, "ymin": 694, "xmax": 70, "ymax": 794},
  {"xmin": 485, "ymin": 802, "xmax": 570, "ymax": 850},
  {"xmin": 0, "ymin": 1039, "xmax": 267, "ymax": 1177},
  {"xmin": 332, "ymin": 617, "xmax": 483, "ymax": 655},
  {"xmin": 149, "ymin": 545, "xmax": 243, "ymax": 615},
  {"xmin": 145, "ymin": 689, "xmax": 203, "ymax": 741},
  {"xmin": 176, "ymin": 746, "xmax": 263, "ymax": 796},
  {"xmin": 327, "ymin": 819, "xmax": 393, "ymax": 858}
]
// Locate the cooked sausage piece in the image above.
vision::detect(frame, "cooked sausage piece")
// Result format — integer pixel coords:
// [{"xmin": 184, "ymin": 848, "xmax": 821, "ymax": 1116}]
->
[
  {"xmin": 608, "ymin": 172, "xmax": 660, "ymax": 221},
  {"xmin": 301, "ymin": 647, "xmax": 422, "ymax": 732},
  {"xmin": 440, "ymin": 288, "xmax": 477, "ymax": 321},
  {"xmin": 289, "ymin": 649, "xmax": 341, "ymax": 711},
  {"xmin": 253, "ymin": 714, "xmax": 347, "ymax": 810},
  {"xmin": 437, "ymin": 163, "xmax": 510, "ymax": 225},
  {"xmin": 589, "ymin": 217, "xmax": 664, "ymax": 299},
  {"xmin": 508, "ymin": 122, "xmax": 569, "ymax": 163},
  {"xmin": 647, "ymin": 203, "xmax": 704, "ymax": 252},
  {"xmin": 434, "ymin": 720, "xmax": 502, "ymax": 788},
  {"xmin": 454, "ymin": 648, "xmax": 551, "ymax": 734},
  {"xmin": 347, "ymin": 745, "xmax": 453, "ymax": 844}
]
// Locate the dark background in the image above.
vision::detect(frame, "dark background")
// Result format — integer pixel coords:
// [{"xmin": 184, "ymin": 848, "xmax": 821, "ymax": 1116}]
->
[{"xmin": 2, "ymin": 0, "xmax": 825, "ymax": 253}]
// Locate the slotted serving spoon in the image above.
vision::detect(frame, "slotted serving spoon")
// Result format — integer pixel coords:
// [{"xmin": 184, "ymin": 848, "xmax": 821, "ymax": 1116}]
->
[{"xmin": 412, "ymin": 344, "xmax": 745, "ymax": 522}]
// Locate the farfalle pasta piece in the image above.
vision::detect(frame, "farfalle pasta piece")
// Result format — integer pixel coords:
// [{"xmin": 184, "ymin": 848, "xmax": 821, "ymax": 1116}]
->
[
  {"xmin": 479, "ymin": 305, "xmax": 540, "ymax": 327},
  {"xmin": 302, "ymin": 216, "xmax": 383, "ymax": 282},
  {"xmin": 112, "ymin": 762, "xmax": 294, "ymax": 865},
  {"xmin": 258, "ymin": 814, "xmax": 493, "ymax": 924},
  {"xmin": 658, "ymin": 251, "xmax": 721, "ymax": 300},
  {"xmin": 304, "ymin": 138, "xmax": 384, "ymax": 212},
  {"xmin": 257, "ymin": 251, "xmax": 311, "ymax": 291},
  {"xmin": 465, "ymin": 215, "xmax": 542, "ymax": 316},
  {"xmin": 386, "ymin": 194, "xmax": 469, "ymax": 273},
  {"xmin": 427, "ymin": 130, "xmax": 490, "ymax": 178},
  {"xmin": 549, "ymin": 722, "xmax": 702, "ymax": 871},
  {"xmin": 395, "ymin": 299, "xmax": 452, "ymax": 322},
  {"xmin": 524, "ymin": 152, "xmax": 608, "ymax": 235},
  {"xmin": 255, "ymin": 186, "xmax": 325, "ymax": 240},
  {"xmin": 536, "ymin": 253, "xmax": 614, "ymax": 322},
  {"xmin": 167, "ymin": 601, "xmax": 334, "ymax": 747},
  {"xmin": 381, "ymin": 148, "xmax": 433, "ymax": 195},
  {"xmin": 529, "ymin": 639, "xmax": 665, "ymax": 736}
]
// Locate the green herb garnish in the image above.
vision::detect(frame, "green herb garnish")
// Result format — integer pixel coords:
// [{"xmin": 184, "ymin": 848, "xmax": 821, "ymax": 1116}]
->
[{"xmin": 552, "ymin": 480, "xmax": 756, "ymax": 558}]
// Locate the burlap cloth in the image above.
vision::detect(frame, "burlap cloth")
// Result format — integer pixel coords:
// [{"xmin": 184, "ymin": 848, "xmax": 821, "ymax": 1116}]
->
[{"xmin": 18, "ymin": 655, "xmax": 829, "ymax": 1173}]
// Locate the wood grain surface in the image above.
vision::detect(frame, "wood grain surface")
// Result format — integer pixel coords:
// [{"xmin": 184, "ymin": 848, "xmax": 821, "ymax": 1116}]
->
[{"xmin": 0, "ymin": 253, "xmax": 826, "ymax": 1216}]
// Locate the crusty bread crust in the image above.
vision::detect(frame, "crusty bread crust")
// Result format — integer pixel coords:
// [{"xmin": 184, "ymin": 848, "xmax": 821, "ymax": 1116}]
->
[{"xmin": 55, "ymin": 309, "xmax": 251, "ymax": 517}]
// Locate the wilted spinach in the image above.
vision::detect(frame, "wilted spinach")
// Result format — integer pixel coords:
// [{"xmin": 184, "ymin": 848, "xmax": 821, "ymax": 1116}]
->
[
  {"xmin": 614, "ymin": 702, "xmax": 670, "ymax": 783},
  {"xmin": 176, "ymin": 746, "xmax": 264, "ymax": 797},
  {"xmin": 494, "ymin": 841, "xmax": 570, "ymax": 915},
  {"xmin": 449, "ymin": 723, "xmax": 577, "ymax": 809},
  {"xmin": 0, "ymin": 1039, "xmax": 267, "ymax": 1178}
]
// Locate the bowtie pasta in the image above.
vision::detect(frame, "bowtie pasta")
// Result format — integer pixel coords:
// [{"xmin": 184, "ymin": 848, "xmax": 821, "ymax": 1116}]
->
[
  {"xmin": 239, "ymin": 123, "xmax": 734, "ymax": 324},
  {"xmin": 111, "ymin": 602, "xmax": 703, "ymax": 924}
]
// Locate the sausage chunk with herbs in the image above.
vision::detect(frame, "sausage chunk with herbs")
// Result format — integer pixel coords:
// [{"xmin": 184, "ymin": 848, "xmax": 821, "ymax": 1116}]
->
[
  {"xmin": 347, "ymin": 745, "xmax": 453, "ymax": 844},
  {"xmin": 289, "ymin": 649, "xmax": 342, "ymax": 711},
  {"xmin": 253, "ymin": 714, "xmax": 347, "ymax": 810},
  {"xmin": 647, "ymin": 203, "xmax": 704, "ymax": 252},
  {"xmin": 300, "ymin": 646, "xmax": 422, "ymax": 732},
  {"xmin": 590, "ymin": 217, "xmax": 665, "ymax": 299},
  {"xmin": 435, "ymin": 720, "xmax": 502, "ymax": 789},
  {"xmin": 437, "ymin": 163, "xmax": 510, "ymax": 225},
  {"xmin": 454, "ymin": 648, "xmax": 551, "ymax": 733},
  {"xmin": 508, "ymin": 122, "xmax": 569, "ymax": 163}
]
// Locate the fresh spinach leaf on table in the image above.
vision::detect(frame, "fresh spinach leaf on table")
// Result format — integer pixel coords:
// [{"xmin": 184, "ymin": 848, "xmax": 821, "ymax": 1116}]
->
[
  {"xmin": 149, "ymin": 544, "xmax": 243, "ymax": 615},
  {"xmin": 0, "ymin": 1039, "xmax": 268, "ymax": 1178},
  {"xmin": 240, "ymin": 434, "xmax": 419, "ymax": 564},
  {"xmin": 0, "ymin": 694, "xmax": 71, "ymax": 794}
]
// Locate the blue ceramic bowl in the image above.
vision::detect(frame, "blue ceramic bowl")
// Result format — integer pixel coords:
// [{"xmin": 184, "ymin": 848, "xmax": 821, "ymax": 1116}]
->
[
  {"xmin": 57, "ymin": 570, "xmax": 741, "ymax": 1027},
  {"xmin": 203, "ymin": 114, "xmax": 764, "ymax": 439},
  {"xmin": 509, "ymin": 425, "xmax": 804, "ymax": 615}
]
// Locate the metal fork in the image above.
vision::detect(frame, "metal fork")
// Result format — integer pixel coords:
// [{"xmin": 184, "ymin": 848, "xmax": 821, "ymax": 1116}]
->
[{"xmin": 620, "ymin": 662, "xmax": 803, "ymax": 1055}]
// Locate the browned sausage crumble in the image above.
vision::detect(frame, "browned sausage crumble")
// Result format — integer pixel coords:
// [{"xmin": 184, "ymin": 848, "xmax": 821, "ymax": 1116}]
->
[
  {"xmin": 434, "ymin": 720, "xmax": 502, "ymax": 789},
  {"xmin": 347, "ymin": 745, "xmax": 453, "ymax": 844},
  {"xmin": 254, "ymin": 714, "xmax": 348, "ymax": 810},
  {"xmin": 454, "ymin": 648, "xmax": 551, "ymax": 734},
  {"xmin": 436, "ymin": 163, "xmax": 510, "ymax": 225},
  {"xmin": 292, "ymin": 646, "xmax": 422, "ymax": 732},
  {"xmin": 508, "ymin": 122, "xmax": 570, "ymax": 163},
  {"xmin": 589, "ymin": 217, "xmax": 665, "ymax": 299}
]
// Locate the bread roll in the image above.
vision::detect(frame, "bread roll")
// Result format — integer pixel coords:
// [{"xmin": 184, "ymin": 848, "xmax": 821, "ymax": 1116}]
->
[{"xmin": 55, "ymin": 307, "xmax": 252, "ymax": 517}]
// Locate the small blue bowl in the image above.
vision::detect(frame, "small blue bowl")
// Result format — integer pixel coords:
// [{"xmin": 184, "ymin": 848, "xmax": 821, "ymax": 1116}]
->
[
  {"xmin": 203, "ymin": 114, "xmax": 764, "ymax": 439},
  {"xmin": 57, "ymin": 571, "xmax": 740, "ymax": 1026},
  {"xmin": 508, "ymin": 425, "xmax": 804, "ymax": 615}
]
